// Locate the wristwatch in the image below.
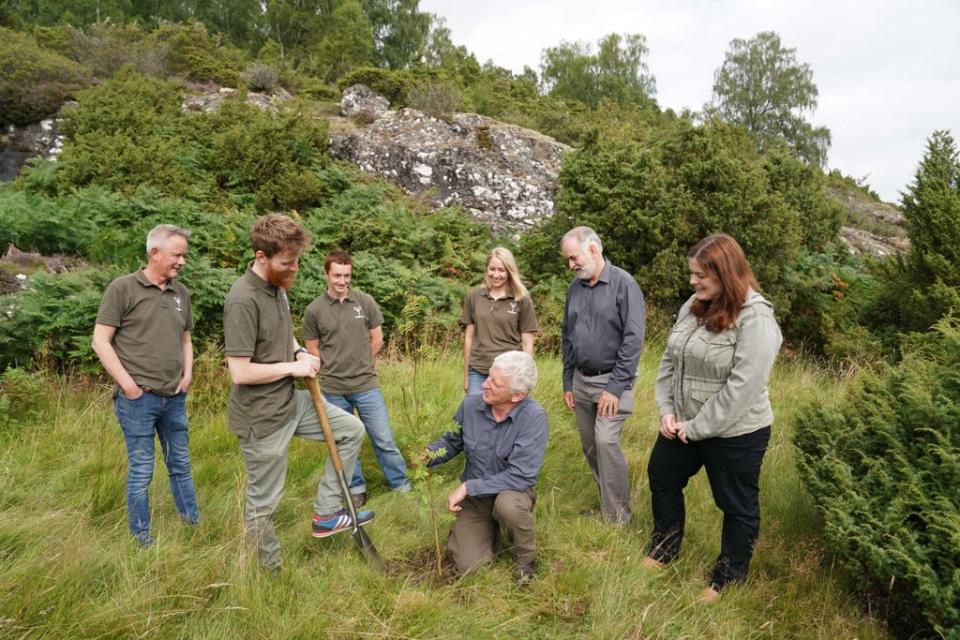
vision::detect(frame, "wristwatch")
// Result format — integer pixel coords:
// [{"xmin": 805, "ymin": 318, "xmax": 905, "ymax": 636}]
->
[{"xmin": 294, "ymin": 347, "xmax": 308, "ymax": 358}]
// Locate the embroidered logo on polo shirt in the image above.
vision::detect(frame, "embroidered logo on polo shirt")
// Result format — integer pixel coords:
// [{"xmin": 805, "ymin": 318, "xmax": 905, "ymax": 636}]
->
[
  {"xmin": 173, "ymin": 294, "xmax": 183, "ymax": 312},
  {"xmin": 507, "ymin": 301, "xmax": 518, "ymax": 315},
  {"xmin": 353, "ymin": 304, "xmax": 365, "ymax": 320}
]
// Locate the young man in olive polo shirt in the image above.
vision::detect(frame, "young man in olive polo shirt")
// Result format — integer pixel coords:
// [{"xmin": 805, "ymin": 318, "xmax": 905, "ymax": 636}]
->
[
  {"xmin": 223, "ymin": 214, "xmax": 373, "ymax": 573},
  {"xmin": 303, "ymin": 251, "xmax": 411, "ymax": 508},
  {"xmin": 93, "ymin": 224, "xmax": 199, "ymax": 548}
]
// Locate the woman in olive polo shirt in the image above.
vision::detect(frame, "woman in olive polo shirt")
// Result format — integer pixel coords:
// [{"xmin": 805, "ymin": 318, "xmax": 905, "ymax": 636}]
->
[{"xmin": 461, "ymin": 247, "xmax": 538, "ymax": 394}]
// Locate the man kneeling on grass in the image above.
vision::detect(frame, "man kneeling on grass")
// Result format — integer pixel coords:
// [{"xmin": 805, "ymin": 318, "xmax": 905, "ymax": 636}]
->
[{"xmin": 424, "ymin": 351, "xmax": 548, "ymax": 585}]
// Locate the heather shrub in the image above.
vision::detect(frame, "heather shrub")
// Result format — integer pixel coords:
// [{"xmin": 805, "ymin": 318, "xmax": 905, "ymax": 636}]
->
[
  {"xmin": 406, "ymin": 79, "xmax": 461, "ymax": 118},
  {"xmin": 794, "ymin": 318, "xmax": 960, "ymax": 637}
]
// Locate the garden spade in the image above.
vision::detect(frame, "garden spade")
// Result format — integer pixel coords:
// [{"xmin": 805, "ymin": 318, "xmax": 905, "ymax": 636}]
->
[{"xmin": 306, "ymin": 377, "xmax": 385, "ymax": 572}]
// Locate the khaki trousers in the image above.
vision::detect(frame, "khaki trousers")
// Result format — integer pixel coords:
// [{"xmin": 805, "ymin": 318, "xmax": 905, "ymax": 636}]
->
[
  {"xmin": 239, "ymin": 390, "xmax": 364, "ymax": 570},
  {"xmin": 573, "ymin": 370, "xmax": 634, "ymax": 524},
  {"xmin": 447, "ymin": 489, "xmax": 537, "ymax": 573}
]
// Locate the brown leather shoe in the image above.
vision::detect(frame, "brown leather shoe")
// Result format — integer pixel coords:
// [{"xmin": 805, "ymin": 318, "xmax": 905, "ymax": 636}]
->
[
  {"xmin": 700, "ymin": 586, "xmax": 720, "ymax": 603},
  {"xmin": 641, "ymin": 556, "xmax": 666, "ymax": 569}
]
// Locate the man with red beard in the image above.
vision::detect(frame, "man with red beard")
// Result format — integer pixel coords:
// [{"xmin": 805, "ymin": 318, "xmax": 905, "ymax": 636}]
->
[{"xmin": 223, "ymin": 213, "xmax": 373, "ymax": 573}]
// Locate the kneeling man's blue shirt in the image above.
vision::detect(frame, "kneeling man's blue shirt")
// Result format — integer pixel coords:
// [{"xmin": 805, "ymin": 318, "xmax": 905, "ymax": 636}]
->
[{"xmin": 427, "ymin": 394, "xmax": 548, "ymax": 496}]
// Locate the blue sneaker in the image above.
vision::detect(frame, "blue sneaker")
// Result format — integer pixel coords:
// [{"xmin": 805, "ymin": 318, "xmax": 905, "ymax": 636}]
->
[{"xmin": 312, "ymin": 508, "xmax": 375, "ymax": 538}]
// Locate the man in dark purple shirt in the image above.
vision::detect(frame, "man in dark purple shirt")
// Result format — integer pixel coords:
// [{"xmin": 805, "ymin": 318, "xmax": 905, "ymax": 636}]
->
[
  {"xmin": 426, "ymin": 351, "xmax": 548, "ymax": 585},
  {"xmin": 561, "ymin": 226, "xmax": 645, "ymax": 525}
]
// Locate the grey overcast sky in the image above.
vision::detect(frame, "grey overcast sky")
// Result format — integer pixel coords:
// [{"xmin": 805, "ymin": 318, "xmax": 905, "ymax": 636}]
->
[{"xmin": 419, "ymin": 0, "xmax": 960, "ymax": 204}]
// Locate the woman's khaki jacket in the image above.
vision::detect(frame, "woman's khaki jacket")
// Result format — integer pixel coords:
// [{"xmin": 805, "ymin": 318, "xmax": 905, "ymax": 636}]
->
[{"xmin": 655, "ymin": 290, "xmax": 782, "ymax": 441}]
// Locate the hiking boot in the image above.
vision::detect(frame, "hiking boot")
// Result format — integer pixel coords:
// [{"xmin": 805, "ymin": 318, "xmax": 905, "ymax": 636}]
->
[
  {"xmin": 514, "ymin": 562, "xmax": 536, "ymax": 587},
  {"xmin": 350, "ymin": 491, "xmax": 367, "ymax": 509},
  {"xmin": 311, "ymin": 508, "xmax": 375, "ymax": 539}
]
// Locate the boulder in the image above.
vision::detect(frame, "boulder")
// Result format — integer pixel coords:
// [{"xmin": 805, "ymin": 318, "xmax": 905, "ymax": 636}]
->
[
  {"xmin": 339, "ymin": 84, "xmax": 390, "ymax": 120},
  {"xmin": 329, "ymin": 107, "xmax": 571, "ymax": 232}
]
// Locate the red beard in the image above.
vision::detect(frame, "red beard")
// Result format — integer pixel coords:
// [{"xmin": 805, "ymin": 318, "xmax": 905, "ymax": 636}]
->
[{"xmin": 265, "ymin": 262, "xmax": 296, "ymax": 289}]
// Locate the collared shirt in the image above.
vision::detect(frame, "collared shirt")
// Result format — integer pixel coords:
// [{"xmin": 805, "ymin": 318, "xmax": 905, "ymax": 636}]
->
[
  {"xmin": 460, "ymin": 286, "xmax": 539, "ymax": 374},
  {"xmin": 562, "ymin": 260, "xmax": 646, "ymax": 397},
  {"xmin": 95, "ymin": 269, "xmax": 193, "ymax": 396},
  {"xmin": 303, "ymin": 288, "xmax": 384, "ymax": 395},
  {"xmin": 426, "ymin": 394, "xmax": 548, "ymax": 497},
  {"xmin": 223, "ymin": 262, "xmax": 295, "ymax": 438}
]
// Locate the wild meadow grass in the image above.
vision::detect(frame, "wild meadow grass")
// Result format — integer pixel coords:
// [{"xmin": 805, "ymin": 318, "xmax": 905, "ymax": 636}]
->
[{"xmin": 0, "ymin": 350, "xmax": 888, "ymax": 639}]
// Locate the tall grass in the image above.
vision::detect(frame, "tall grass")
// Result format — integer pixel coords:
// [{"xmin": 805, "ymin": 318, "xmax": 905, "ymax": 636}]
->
[{"xmin": 0, "ymin": 351, "xmax": 887, "ymax": 639}]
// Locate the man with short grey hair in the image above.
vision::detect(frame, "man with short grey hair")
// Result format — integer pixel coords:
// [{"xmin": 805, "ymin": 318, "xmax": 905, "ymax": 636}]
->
[
  {"xmin": 561, "ymin": 226, "xmax": 645, "ymax": 525},
  {"xmin": 93, "ymin": 223, "xmax": 199, "ymax": 548},
  {"xmin": 425, "ymin": 350, "xmax": 548, "ymax": 585}
]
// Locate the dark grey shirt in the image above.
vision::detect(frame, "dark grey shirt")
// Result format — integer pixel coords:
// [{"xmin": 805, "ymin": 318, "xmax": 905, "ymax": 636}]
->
[
  {"xmin": 562, "ymin": 260, "xmax": 646, "ymax": 397},
  {"xmin": 427, "ymin": 394, "xmax": 548, "ymax": 497}
]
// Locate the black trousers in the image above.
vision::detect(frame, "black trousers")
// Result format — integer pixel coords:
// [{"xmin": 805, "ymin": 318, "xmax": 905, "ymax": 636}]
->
[{"xmin": 646, "ymin": 426, "xmax": 770, "ymax": 589}]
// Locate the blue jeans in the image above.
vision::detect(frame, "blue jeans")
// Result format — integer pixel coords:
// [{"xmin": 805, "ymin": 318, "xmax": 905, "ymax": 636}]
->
[
  {"xmin": 323, "ymin": 387, "xmax": 410, "ymax": 493},
  {"xmin": 466, "ymin": 368, "xmax": 487, "ymax": 395},
  {"xmin": 114, "ymin": 391, "xmax": 199, "ymax": 544}
]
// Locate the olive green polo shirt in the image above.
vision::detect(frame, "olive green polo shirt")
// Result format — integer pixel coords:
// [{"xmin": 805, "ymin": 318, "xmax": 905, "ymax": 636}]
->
[
  {"xmin": 223, "ymin": 264, "xmax": 296, "ymax": 438},
  {"xmin": 461, "ymin": 286, "xmax": 539, "ymax": 374},
  {"xmin": 303, "ymin": 288, "xmax": 384, "ymax": 395},
  {"xmin": 95, "ymin": 269, "xmax": 193, "ymax": 396}
]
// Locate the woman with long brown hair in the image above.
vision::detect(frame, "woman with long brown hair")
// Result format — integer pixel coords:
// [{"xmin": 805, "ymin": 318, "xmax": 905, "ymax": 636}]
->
[{"xmin": 643, "ymin": 233, "xmax": 782, "ymax": 602}]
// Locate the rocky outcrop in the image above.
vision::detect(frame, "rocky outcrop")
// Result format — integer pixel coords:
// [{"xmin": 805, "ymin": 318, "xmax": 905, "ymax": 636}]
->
[
  {"xmin": 0, "ymin": 244, "xmax": 84, "ymax": 294},
  {"xmin": 0, "ymin": 114, "xmax": 68, "ymax": 182},
  {"xmin": 329, "ymin": 94, "xmax": 571, "ymax": 232},
  {"xmin": 339, "ymin": 84, "xmax": 389, "ymax": 120},
  {"xmin": 181, "ymin": 86, "xmax": 292, "ymax": 113},
  {"xmin": 827, "ymin": 184, "xmax": 908, "ymax": 257},
  {"xmin": 840, "ymin": 226, "xmax": 909, "ymax": 258}
]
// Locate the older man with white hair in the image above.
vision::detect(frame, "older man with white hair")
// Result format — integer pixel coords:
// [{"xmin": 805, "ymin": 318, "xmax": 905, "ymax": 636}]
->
[
  {"xmin": 561, "ymin": 225, "xmax": 645, "ymax": 526},
  {"xmin": 425, "ymin": 350, "xmax": 548, "ymax": 584}
]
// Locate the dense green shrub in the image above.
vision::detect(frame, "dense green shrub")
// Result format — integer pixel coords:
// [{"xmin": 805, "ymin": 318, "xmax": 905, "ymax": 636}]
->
[
  {"xmin": 778, "ymin": 246, "xmax": 885, "ymax": 362},
  {"xmin": 144, "ymin": 21, "xmax": 246, "ymax": 86},
  {"xmin": 0, "ymin": 27, "xmax": 90, "ymax": 126},
  {"xmin": 51, "ymin": 70, "xmax": 331, "ymax": 211},
  {"xmin": 200, "ymin": 98, "xmax": 330, "ymax": 211},
  {"xmin": 520, "ymin": 119, "xmax": 842, "ymax": 340},
  {"xmin": 794, "ymin": 318, "xmax": 960, "ymax": 637},
  {"xmin": 34, "ymin": 22, "xmax": 168, "ymax": 78}
]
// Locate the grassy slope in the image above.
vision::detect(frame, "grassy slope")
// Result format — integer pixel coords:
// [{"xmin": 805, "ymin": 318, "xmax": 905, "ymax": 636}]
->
[{"xmin": 0, "ymin": 350, "xmax": 887, "ymax": 639}]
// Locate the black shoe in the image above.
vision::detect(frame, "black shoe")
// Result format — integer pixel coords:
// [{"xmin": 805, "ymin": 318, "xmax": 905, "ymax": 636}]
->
[
  {"xmin": 514, "ymin": 562, "xmax": 536, "ymax": 586},
  {"xmin": 351, "ymin": 492, "xmax": 367, "ymax": 509}
]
